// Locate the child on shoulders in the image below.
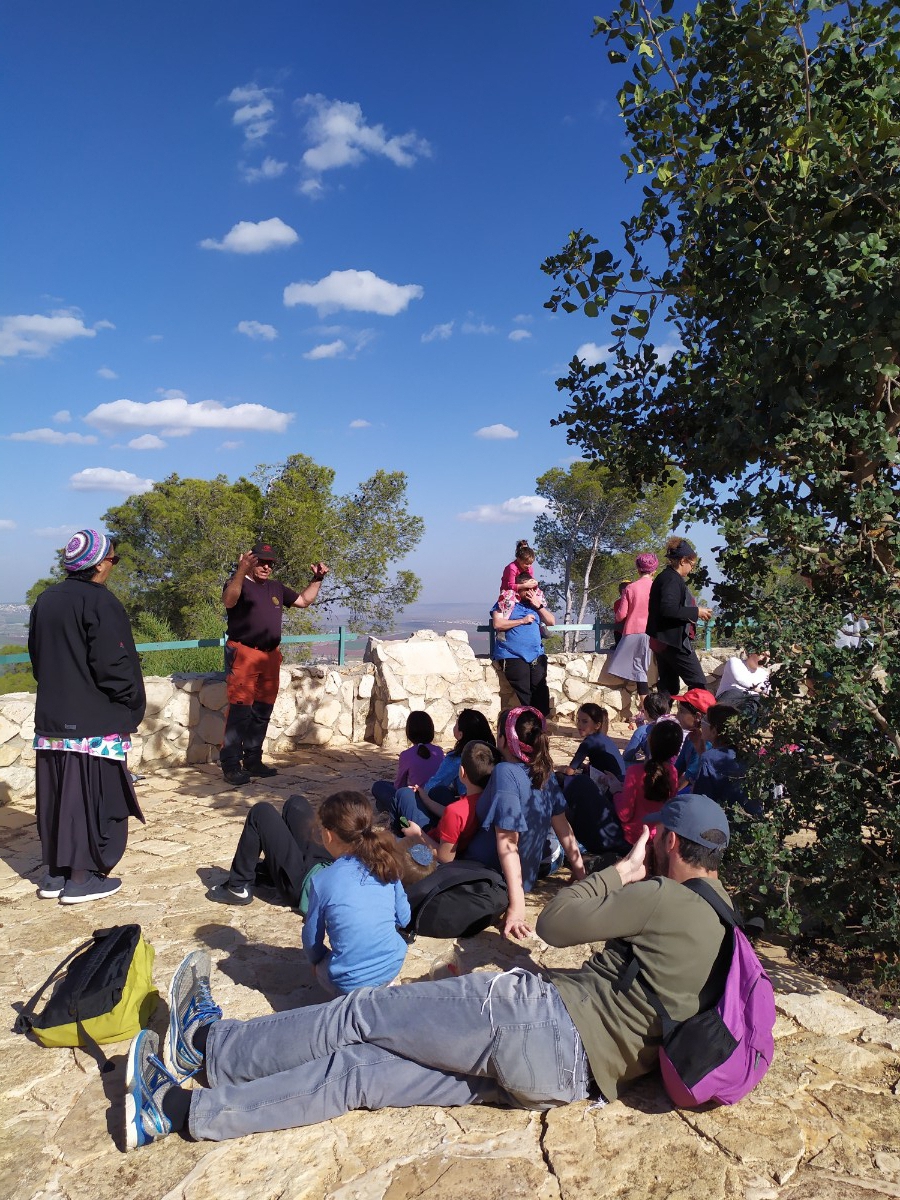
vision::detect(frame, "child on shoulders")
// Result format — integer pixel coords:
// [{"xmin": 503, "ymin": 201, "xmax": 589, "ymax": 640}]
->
[
  {"xmin": 303, "ymin": 791, "xmax": 410, "ymax": 996},
  {"xmin": 496, "ymin": 540, "xmax": 546, "ymax": 619}
]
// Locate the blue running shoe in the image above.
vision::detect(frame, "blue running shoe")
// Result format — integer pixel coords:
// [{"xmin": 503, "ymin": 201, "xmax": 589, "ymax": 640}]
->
[
  {"xmin": 165, "ymin": 949, "xmax": 222, "ymax": 1078},
  {"xmin": 125, "ymin": 1029, "xmax": 178, "ymax": 1150}
]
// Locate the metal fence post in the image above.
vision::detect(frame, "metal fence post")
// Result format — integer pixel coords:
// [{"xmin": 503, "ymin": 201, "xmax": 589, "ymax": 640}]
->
[{"xmin": 338, "ymin": 626, "xmax": 346, "ymax": 666}]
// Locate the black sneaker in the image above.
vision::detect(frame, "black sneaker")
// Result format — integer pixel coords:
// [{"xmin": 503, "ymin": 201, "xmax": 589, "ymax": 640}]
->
[
  {"xmin": 205, "ymin": 881, "xmax": 253, "ymax": 906},
  {"xmin": 222, "ymin": 767, "xmax": 251, "ymax": 786},
  {"xmin": 59, "ymin": 874, "xmax": 122, "ymax": 904},
  {"xmin": 244, "ymin": 762, "xmax": 278, "ymax": 778},
  {"xmin": 37, "ymin": 872, "xmax": 66, "ymax": 899}
]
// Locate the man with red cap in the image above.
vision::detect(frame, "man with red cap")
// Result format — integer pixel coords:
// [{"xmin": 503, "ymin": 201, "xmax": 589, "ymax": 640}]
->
[{"xmin": 220, "ymin": 542, "xmax": 328, "ymax": 785}]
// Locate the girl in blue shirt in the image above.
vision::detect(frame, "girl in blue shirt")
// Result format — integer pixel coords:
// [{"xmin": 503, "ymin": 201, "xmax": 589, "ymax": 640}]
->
[{"xmin": 303, "ymin": 792, "xmax": 411, "ymax": 995}]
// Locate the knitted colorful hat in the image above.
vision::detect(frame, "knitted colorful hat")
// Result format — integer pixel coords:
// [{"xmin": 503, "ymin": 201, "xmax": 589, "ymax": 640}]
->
[
  {"xmin": 64, "ymin": 529, "xmax": 112, "ymax": 572},
  {"xmin": 635, "ymin": 552, "xmax": 659, "ymax": 574}
]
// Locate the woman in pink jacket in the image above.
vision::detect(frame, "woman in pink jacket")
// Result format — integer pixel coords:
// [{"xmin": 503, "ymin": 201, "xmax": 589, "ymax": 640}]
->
[{"xmin": 605, "ymin": 553, "xmax": 659, "ymax": 712}]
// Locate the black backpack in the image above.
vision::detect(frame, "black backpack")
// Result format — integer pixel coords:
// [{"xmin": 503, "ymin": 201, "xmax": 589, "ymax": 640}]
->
[{"xmin": 402, "ymin": 860, "xmax": 508, "ymax": 940}]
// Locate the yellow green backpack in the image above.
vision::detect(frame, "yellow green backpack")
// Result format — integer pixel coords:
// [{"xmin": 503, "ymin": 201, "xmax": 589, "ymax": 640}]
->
[{"xmin": 14, "ymin": 924, "xmax": 157, "ymax": 1071}]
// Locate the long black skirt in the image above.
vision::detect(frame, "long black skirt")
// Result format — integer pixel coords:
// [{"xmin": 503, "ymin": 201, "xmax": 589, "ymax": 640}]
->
[{"xmin": 35, "ymin": 750, "xmax": 144, "ymax": 874}]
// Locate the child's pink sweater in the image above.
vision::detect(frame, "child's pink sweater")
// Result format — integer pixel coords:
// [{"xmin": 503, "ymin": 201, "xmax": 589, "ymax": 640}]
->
[
  {"xmin": 615, "ymin": 760, "xmax": 678, "ymax": 844},
  {"xmin": 500, "ymin": 560, "xmax": 535, "ymax": 591}
]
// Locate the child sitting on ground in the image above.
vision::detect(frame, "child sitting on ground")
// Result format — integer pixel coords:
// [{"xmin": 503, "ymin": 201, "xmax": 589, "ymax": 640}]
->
[
  {"xmin": 400, "ymin": 740, "xmax": 498, "ymax": 863},
  {"xmin": 672, "ymin": 688, "xmax": 717, "ymax": 790},
  {"xmin": 621, "ymin": 690, "xmax": 674, "ymax": 764},
  {"xmin": 561, "ymin": 703, "xmax": 625, "ymax": 780},
  {"xmin": 372, "ymin": 710, "xmax": 444, "ymax": 816},
  {"xmin": 556, "ymin": 703, "xmax": 627, "ymax": 857},
  {"xmin": 302, "ymin": 791, "xmax": 411, "ymax": 996},
  {"xmin": 695, "ymin": 704, "xmax": 758, "ymax": 813},
  {"xmin": 614, "ymin": 718, "xmax": 683, "ymax": 844}
]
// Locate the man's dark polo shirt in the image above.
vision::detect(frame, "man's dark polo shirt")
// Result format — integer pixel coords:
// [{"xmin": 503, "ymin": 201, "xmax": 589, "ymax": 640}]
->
[{"xmin": 226, "ymin": 578, "xmax": 300, "ymax": 651}]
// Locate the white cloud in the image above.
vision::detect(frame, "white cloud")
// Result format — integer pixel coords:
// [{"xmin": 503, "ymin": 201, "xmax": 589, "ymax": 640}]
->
[
  {"xmin": 421, "ymin": 321, "xmax": 454, "ymax": 343},
  {"xmin": 228, "ymin": 84, "xmax": 276, "ymax": 142},
  {"xmin": 97, "ymin": 366, "xmax": 118, "ymax": 379},
  {"xmin": 236, "ymin": 319, "xmax": 278, "ymax": 341},
  {"xmin": 86, "ymin": 397, "xmax": 293, "ymax": 434},
  {"xmin": 220, "ymin": 440, "xmax": 242, "ymax": 450},
  {"xmin": 53, "ymin": 410, "xmax": 72, "ymax": 423},
  {"xmin": 241, "ymin": 156, "xmax": 288, "ymax": 183},
  {"xmin": 34, "ymin": 525, "xmax": 71, "ymax": 538},
  {"xmin": 461, "ymin": 320, "xmax": 496, "ymax": 335},
  {"xmin": 513, "ymin": 313, "xmax": 532, "ymax": 324},
  {"xmin": 201, "ymin": 217, "xmax": 299, "ymax": 254},
  {"xmin": 297, "ymin": 94, "xmax": 431, "ymax": 184},
  {"xmin": 284, "ymin": 269, "xmax": 423, "ymax": 316},
  {"xmin": 508, "ymin": 329, "xmax": 532, "ymax": 342},
  {"xmin": 458, "ymin": 495, "xmax": 549, "ymax": 524},
  {"xmin": 156, "ymin": 387, "xmax": 186, "ymax": 399},
  {"xmin": 298, "ymin": 178, "xmax": 324, "ymax": 199},
  {"xmin": 656, "ymin": 340, "xmax": 681, "ymax": 365},
  {"xmin": 0, "ymin": 519, "xmax": 16, "ymax": 530},
  {"xmin": 304, "ymin": 339, "xmax": 348, "ymax": 360},
  {"xmin": 349, "ymin": 419, "xmax": 371, "ymax": 429},
  {"xmin": 0, "ymin": 311, "xmax": 110, "ymax": 358},
  {"xmin": 7, "ymin": 428, "xmax": 98, "ymax": 445},
  {"xmin": 475, "ymin": 424, "xmax": 518, "ymax": 440},
  {"xmin": 146, "ymin": 334, "xmax": 164, "ymax": 343},
  {"xmin": 575, "ymin": 341, "xmax": 610, "ymax": 367},
  {"xmin": 70, "ymin": 467, "xmax": 155, "ymax": 495},
  {"xmin": 127, "ymin": 434, "xmax": 166, "ymax": 450}
]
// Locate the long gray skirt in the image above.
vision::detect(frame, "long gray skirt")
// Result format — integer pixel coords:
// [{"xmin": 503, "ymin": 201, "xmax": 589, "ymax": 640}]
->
[
  {"xmin": 35, "ymin": 750, "xmax": 144, "ymax": 874},
  {"xmin": 605, "ymin": 632, "xmax": 652, "ymax": 683}
]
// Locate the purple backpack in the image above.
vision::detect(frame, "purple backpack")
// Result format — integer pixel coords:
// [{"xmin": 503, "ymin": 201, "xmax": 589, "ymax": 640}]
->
[{"xmin": 626, "ymin": 879, "xmax": 776, "ymax": 1107}]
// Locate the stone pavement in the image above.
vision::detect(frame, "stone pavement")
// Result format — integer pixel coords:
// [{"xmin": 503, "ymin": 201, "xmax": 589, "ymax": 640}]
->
[{"xmin": 1, "ymin": 736, "xmax": 899, "ymax": 1200}]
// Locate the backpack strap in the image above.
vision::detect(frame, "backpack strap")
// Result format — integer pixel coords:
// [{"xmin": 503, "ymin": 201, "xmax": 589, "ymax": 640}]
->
[
  {"xmin": 681, "ymin": 878, "xmax": 743, "ymax": 928},
  {"xmin": 13, "ymin": 937, "xmax": 95, "ymax": 1036}
]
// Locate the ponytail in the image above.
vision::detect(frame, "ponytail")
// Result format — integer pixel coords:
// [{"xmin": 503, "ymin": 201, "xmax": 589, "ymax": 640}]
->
[
  {"xmin": 318, "ymin": 790, "xmax": 403, "ymax": 885},
  {"xmin": 642, "ymin": 719, "xmax": 682, "ymax": 804},
  {"xmin": 499, "ymin": 707, "xmax": 554, "ymax": 789}
]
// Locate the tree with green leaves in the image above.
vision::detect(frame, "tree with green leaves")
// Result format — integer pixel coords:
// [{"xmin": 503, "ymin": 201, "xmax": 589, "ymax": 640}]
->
[
  {"xmin": 543, "ymin": 0, "xmax": 900, "ymax": 959},
  {"xmin": 532, "ymin": 462, "xmax": 681, "ymax": 649},
  {"xmin": 29, "ymin": 455, "xmax": 424, "ymax": 647}
]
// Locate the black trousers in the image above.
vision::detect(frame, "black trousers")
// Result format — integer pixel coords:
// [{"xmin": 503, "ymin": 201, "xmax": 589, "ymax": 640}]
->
[
  {"xmin": 499, "ymin": 655, "xmax": 550, "ymax": 716},
  {"xmin": 654, "ymin": 638, "xmax": 708, "ymax": 696},
  {"xmin": 228, "ymin": 794, "xmax": 332, "ymax": 907},
  {"xmin": 220, "ymin": 701, "xmax": 275, "ymax": 771},
  {"xmin": 563, "ymin": 774, "xmax": 628, "ymax": 855}
]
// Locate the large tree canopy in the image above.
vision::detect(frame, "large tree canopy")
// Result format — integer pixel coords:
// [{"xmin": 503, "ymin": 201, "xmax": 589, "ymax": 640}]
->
[
  {"xmin": 29, "ymin": 455, "xmax": 424, "ymax": 641},
  {"xmin": 543, "ymin": 0, "xmax": 900, "ymax": 954}
]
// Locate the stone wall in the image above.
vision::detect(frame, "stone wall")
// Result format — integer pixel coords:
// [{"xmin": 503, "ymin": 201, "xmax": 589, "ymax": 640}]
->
[{"xmin": 0, "ymin": 630, "xmax": 732, "ymax": 801}]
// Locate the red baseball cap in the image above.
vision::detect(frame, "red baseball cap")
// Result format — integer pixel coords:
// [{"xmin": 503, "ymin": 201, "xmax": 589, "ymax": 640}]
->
[{"xmin": 673, "ymin": 688, "xmax": 717, "ymax": 714}]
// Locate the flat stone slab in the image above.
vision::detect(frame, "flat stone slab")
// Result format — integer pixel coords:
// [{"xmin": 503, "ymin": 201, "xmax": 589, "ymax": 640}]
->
[{"xmin": 0, "ymin": 740, "xmax": 896, "ymax": 1200}]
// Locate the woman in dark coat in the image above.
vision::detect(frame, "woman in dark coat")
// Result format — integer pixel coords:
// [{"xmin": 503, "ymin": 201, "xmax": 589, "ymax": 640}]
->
[
  {"xmin": 28, "ymin": 529, "xmax": 146, "ymax": 904},
  {"xmin": 646, "ymin": 537, "xmax": 713, "ymax": 696}
]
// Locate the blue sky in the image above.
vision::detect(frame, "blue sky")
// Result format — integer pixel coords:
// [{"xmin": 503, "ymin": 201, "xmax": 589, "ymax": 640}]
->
[{"xmin": 1, "ymin": 2, "xmax": 699, "ymax": 610}]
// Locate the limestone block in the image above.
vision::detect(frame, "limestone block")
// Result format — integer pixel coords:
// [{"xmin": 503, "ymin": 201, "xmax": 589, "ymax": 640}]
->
[
  {"xmin": 196, "ymin": 709, "xmax": 225, "ymax": 746},
  {"xmin": 303, "ymin": 722, "xmax": 333, "ymax": 745},
  {"xmin": 545, "ymin": 663, "xmax": 566, "ymax": 689},
  {"xmin": 323, "ymin": 671, "xmax": 341, "ymax": 696},
  {"xmin": 141, "ymin": 730, "xmax": 185, "ymax": 767},
  {"xmin": 0, "ymin": 697, "xmax": 35, "ymax": 726},
  {"xmin": 0, "ymin": 742, "xmax": 22, "ymax": 768},
  {"xmin": 199, "ymin": 678, "xmax": 228, "ymax": 711},
  {"xmin": 427, "ymin": 697, "xmax": 457, "ymax": 735},
  {"xmin": 270, "ymin": 688, "xmax": 296, "ymax": 731},
  {"xmin": 171, "ymin": 673, "xmax": 205, "ymax": 693},
  {"xmin": 339, "ymin": 679, "xmax": 356, "ymax": 708},
  {"xmin": 161, "ymin": 688, "xmax": 192, "ymax": 727},
  {"xmin": 447, "ymin": 681, "xmax": 475, "ymax": 705},
  {"xmin": 139, "ymin": 715, "xmax": 172, "ymax": 735},
  {"xmin": 0, "ymin": 764, "xmax": 34, "ymax": 801},
  {"xmin": 165, "ymin": 724, "xmax": 190, "ymax": 749},
  {"xmin": 128, "ymin": 738, "xmax": 143, "ymax": 769},
  {"xmin": 313, "ymin": 698, "xmax": 342, "ymax": 730},
  {"xmin": 186, "ymin": 732, "xmax": 210, "ymax": 765},
  {"xmin": 379, "ymin": 665, "xmax": 408, "ymax": 704},
  {"xmin": 0, "ymin": 714, "xmax": 19, "ymax": 744},
  {"xmin": 358, "ymin": 674, "xmax": 374, "ymax": 699},
  {"xmin": 284, "ymin": 712, "xmax": 313, "ymax": 739},
  {"xmin": 386, "ymin": 703, "xmax": 411, "ymax": 731},
  {"xmin": 142, "ymin": 677, "xmax": 173, "ymax": 717},
  {"xmin": 861, "ymin": 1019, "xmax": 900, "ymax": 1052},
  {"xmin": 562, "ymin": 676, "xmax": 592, "ymax": 704},
  {"xmin": 18, "ymin": 745, "xmax": 35, "ymax": 768},
  {"xmin": 566, "ymin": 656, "xmax": 590, "ymax": 679},
  {"xmin": 379, "ymin": 632, "xmax": 462, "ymax": 680},
  {"xmin": 337, "ymin": 710, "xmax": 353, "ymax": 739}
]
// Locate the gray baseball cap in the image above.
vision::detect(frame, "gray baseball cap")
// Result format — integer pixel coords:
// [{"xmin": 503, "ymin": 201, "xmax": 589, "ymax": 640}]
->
[{"xmin": 645, "ymin": 793, "xmax": 730, "ymax": 849}]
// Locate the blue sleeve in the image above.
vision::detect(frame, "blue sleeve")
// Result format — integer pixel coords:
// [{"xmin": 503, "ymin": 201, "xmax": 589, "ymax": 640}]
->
[
  {"xmin": 421, "ymin": 753, "xmax": 461, "ymax": 798},
  {"xmin": 676, "ymin": 741, "xmax": 701, "ymax": 781},
  {"xmin": 394, "ymin": 879, "xmax": 412, "ymax": 928},
  {"xmin": 476, "ymin": 762, "xmax": 529, "ymax": 834},
  {"xmin": 622, "ymin": 725, "xmax": 648, "ymax": 765},
  {"xmin": 546, "ymin": 772, "xmax": 567, "ymax": 817},
  {"xmin": 570, "ymin": 738, "xmax": 589, "ymax": 769},
  {"xmin": 301, "ymin": 875, "xmax": 327, "ymax": 964}
]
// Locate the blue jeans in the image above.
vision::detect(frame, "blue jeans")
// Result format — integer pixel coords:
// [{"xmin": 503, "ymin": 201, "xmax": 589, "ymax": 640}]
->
[
  {"xmin": 190, "ymin": 968, "xmax": 591, "ymax": 1141},
  {"xmin": 372, "ymin": 781, "xmax": 435, "ymax": 830}
]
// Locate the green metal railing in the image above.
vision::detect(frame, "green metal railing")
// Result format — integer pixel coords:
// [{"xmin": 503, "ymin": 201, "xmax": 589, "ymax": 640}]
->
[
  {"xmin": 476, "ymin": 619, "xmax": 715, "ymax": 655},
  {"xmin": 0, "ymin": 627, "xmax": 364, "ymax": 669}
]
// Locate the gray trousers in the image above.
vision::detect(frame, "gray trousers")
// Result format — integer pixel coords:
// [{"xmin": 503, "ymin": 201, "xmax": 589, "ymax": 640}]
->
[{"xmin": 189, "ymin": 968, "xmax": 592, "ymax": 1141}]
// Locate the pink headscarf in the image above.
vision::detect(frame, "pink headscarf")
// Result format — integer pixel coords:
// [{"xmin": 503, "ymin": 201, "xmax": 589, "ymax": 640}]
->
[
  {"xmin": 504, "ymin": 706, "xmax": 545, "ymax": 762},
  {"xmin": 635, "ymin": 552, "xmax": 659, "ymax": 575}
]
